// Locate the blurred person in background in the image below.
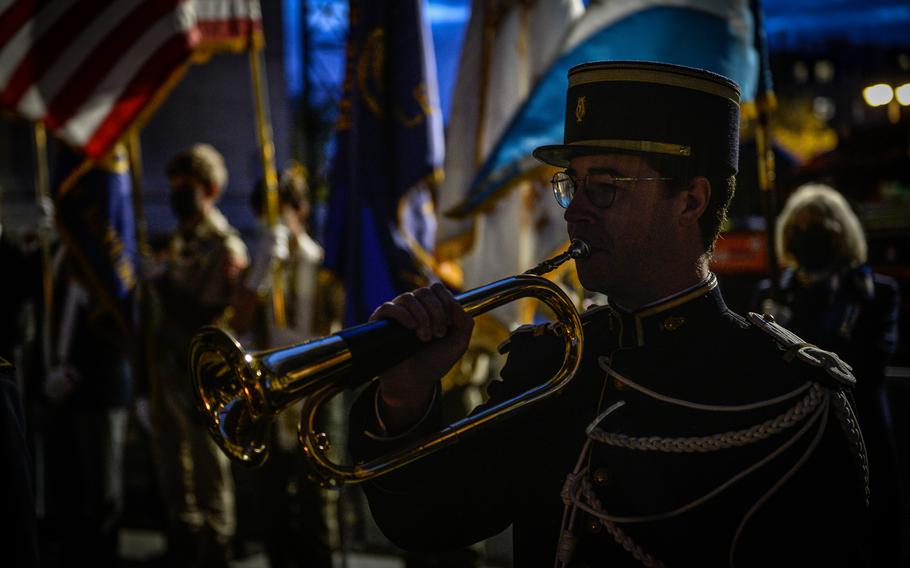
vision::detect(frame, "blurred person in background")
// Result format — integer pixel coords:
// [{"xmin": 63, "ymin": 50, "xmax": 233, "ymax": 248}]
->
[
  {"xmin": 0, "ymin": 198, "xmax": 45, "ymax": 363},
  {"xmin": 754, "ymin": 183, "xmax": 902, "ymax": 565},
  {"xmin": 230, "ymin": 163, "xmax": 335, "ymax": 568},
  {"xmin": 40, "ymin": 245, "xmax": 133, "ymax": 566},
  {"xmin": 0, "ymin": 202, "xmax": 42, "ymax": 568},
  {"xmin": 149, "ymin": 143, "xmax": 247, "ymax": 568},
  {"xmin": 234, "ymin": 162, "xmax": 324, "ymax": 345}
]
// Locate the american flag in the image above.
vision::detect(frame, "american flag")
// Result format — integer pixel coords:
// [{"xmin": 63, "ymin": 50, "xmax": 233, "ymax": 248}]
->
[{"xmin": 0, "ymin": 0, "xmax": 262, "ymax": 161}]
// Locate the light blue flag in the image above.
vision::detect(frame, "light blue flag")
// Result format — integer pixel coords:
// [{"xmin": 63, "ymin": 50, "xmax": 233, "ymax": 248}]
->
[{"xmin": 450, "ymin": 1, "xmax": 759, "ymax": 217}]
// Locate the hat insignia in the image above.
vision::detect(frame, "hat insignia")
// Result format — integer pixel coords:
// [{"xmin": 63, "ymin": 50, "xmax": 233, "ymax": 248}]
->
[{"xmin": 575, "ymin": 96, "xmax": 586, "ymax": 123}]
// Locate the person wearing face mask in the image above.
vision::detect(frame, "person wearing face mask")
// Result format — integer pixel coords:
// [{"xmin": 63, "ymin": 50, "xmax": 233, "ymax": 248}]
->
[
  {"xmin": 150, "ymin": 143, "xmax": 248, "ymax": 568},
  {"xmin": 754, "ymin": 183, "xmax": 902, "ymax": 565}
]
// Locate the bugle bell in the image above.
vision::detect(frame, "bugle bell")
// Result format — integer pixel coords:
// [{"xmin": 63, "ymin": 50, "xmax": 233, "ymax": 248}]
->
[{"xmin": 190, "ymin": 240, "xmax": 590, "ymax": 486}]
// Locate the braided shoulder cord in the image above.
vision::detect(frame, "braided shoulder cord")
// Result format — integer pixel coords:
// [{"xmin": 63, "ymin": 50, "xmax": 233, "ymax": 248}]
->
[
  {"xmin": 588, "ymin": 384, "xmax": 824, "ymax": 453},
  {"xmin": 587, "ymin": 487, "xmax": 666, "ymax": 568},
  {"xmin": 830, "ymin": 390, "xmax": 871, "ymax": 505},
  {"xmin": 566, "ymin": 394, "xmax": 828, "ymax": 524},
  {"xmin": 554, "ymin": 360, "xmax": 839, "ymax": 567},
  {"xmin": 561, "ymin": 468, "xmax": 667, "ymax": 568},
  {"xmin": 560, "ymin": 396, "xmax": 830, "ymax": 567}
]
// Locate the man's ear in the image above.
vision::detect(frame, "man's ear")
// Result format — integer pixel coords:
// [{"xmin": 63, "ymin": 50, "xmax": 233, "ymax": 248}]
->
[{"xmin": 680, "ymin": 176, "xmax": 710, "ymax": 225}]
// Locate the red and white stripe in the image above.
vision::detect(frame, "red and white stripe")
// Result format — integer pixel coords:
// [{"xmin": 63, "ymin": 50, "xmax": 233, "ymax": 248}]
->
[
  {"xmin": 0, "ymin": 0, "xmax": 261, "ymax": 160},
  {"xmin": 195, "ymin": 0, "xmax": 261, "ymax": 46}
]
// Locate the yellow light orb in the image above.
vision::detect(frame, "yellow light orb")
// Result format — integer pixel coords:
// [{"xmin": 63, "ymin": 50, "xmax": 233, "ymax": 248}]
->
[
  {"xmin": 863, "ymin": 83, "xmax": 894, "ymax": 107},
  {"xmin": 895, "ymin": 83, "xmax": 910, "ymax": 106}
]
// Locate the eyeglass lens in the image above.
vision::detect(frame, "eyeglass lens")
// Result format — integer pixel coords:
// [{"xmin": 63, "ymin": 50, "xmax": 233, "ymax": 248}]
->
[{"xmin": 551, "ymin": 172, "xmax": 617, "ymax": 209}]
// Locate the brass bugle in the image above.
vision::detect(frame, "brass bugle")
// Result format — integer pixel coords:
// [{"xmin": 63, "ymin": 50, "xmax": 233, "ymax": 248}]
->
[{"xmin": 190, "ymin": 239, "xmax": 590, "ymax": 486}]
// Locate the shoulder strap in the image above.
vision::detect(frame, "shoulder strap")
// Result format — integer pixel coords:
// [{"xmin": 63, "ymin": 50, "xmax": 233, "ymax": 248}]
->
[{"xmin": 746, "ymin": 312, "xmax": 856, "ymax": 388}]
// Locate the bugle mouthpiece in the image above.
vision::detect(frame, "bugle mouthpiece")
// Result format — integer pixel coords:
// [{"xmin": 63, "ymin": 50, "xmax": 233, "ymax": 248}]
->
[
  {"xmin": 568, "ymin": 239, "xmax": 590, "ymax": 260},
  {"xmin": 523, "ymin": 239, "xmax": 590, "ymax": 276}
]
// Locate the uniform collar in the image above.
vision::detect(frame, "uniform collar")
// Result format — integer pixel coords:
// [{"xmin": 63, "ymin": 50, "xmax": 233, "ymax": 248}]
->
[{"xmin": 597, "ymin": 273, "xmax": 722, "ymax": 348}]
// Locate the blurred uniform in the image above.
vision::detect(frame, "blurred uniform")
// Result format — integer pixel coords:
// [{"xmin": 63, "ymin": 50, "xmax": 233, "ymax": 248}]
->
[
  {"xmin": 152, "ymin": 144, "xmax": 248, "ymax": 567},
  {"xmin": 40, "ymin": 251, "xmax": 133, "ymax": 566},
  {"xmin": 235, "ymin": 169, "xmax": 335, "ymax": 568}
]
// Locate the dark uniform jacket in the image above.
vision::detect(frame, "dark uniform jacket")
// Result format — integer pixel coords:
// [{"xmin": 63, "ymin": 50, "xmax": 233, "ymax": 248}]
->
[
  {"xmin": 0, "ymin": 358, "xmax": 39, "ymax": 568},
  {"xmin": 754, "ymin": 265, "xmax": 901, "ymax": 564},
  {"xmin": 350, "ymin": 277, "xmax": 869, "ymax": 567}
]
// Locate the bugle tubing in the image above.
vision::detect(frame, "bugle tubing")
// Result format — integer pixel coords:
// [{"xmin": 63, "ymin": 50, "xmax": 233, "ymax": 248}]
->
[{"xmin": 190, "ymin": 240, "xmax": 589, "ymax": 486}]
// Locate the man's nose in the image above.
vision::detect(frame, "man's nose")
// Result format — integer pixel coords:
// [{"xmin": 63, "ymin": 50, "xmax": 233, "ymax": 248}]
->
[{"xmin": 563, "ymin": 189, "xmax": 595, "ymax": 224}]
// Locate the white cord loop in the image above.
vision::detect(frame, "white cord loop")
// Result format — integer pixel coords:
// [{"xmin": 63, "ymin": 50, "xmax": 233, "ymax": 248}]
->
[
  {"xmin": 588, "ymin": 382, "xmax": 824, "ymax": 454},
  {"xmin": 555, "ymin": 357, "xmax": 839, "ymax": 568}
]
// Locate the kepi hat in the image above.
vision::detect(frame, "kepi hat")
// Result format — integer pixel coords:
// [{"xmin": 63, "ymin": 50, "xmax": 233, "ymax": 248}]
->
[{"xmin": 533, "ymin": 61, "xmax": 741, "ymax": 176}]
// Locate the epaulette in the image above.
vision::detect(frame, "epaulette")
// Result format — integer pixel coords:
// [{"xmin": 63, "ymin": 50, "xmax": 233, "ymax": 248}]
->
[{"xmin": 746, "ymin": 312, "xmax": 855, "ymax": 389}]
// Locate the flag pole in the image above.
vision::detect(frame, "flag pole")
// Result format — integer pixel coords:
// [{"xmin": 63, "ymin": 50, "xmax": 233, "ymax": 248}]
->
[
  {"xmin": 755, "ymin": 102, "xmax": 780, "ymax": 295},
  {"xmin": 125, "ymin": 129, "xmax": 159, "ymax": 426},
  {"xmin": 750, "ymin": 0, "xmax": 781, "ymax": 299},
  {"xmin": 31, "ymin": 120, "xmax": 53, "ymax": 521},
  {"xmin": 32, "ymin": 122, "xmax": 54, "ymax": 372},
  {"xmin": 248, "ymin": 37, "xmax": 287, "ymax": 327}
]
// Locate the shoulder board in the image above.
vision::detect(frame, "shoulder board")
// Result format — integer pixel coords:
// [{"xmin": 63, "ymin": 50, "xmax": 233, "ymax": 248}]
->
[{"xmin": 746, "ymin": 312, "xmax": 855, "ymax": 388}]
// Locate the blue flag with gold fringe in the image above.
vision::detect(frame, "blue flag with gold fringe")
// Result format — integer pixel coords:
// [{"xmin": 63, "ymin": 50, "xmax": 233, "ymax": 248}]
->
[
  {"xmin": 52, "ymin": 145, "xmax": 138, "ymax": 334},
  {"xmin": 324, "ymin": 0, "xmax": 444, "ymax": 325}
]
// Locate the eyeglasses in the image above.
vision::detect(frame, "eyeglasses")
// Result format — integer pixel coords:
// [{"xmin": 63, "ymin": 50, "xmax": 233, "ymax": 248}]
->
[{"xmin": 551, "ymin": 171, "xmax": 674, "ymax": 209}]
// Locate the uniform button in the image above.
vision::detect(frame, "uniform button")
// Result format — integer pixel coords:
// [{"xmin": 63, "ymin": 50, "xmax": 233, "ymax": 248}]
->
[
  {"xmin": 587, "ymin": 517, "xmax": 602, "ymax": 533},
  {"xmin": 593, "ymin": 468, "xmax": 608, "ymax": 485},
  {"xmin": 661, "ymin": 316, "xmax": 686, "ymax": 331}
]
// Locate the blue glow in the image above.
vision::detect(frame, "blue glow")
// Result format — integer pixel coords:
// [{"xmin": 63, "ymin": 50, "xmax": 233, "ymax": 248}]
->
[
  {"xmin": 283, "ymin": 0, "xmax": 303, "ymax": 98},
  {"xmin": 426, "ymin": 2, "xmax": 470, "ymax": 24},
  {"xmin": 308, "ymin": 2, "xmax": 348, "ymax": 34},
  {"xmin": 761, "ymin": 0, "xmax": 910, "ymax": 49},
  {"xmin": 428, "ymin": 1, "xmax": 469, "ymax": 122}
]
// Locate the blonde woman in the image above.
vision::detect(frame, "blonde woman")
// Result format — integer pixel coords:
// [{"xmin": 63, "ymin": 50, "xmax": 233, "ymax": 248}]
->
[{"xmin": 755, "ymin": 183, "xmax": 902, "ymax": 565}]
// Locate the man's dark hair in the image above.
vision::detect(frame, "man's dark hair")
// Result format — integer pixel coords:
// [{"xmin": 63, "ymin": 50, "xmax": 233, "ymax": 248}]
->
[{"xmin": 645, "ymin": 154, "xmax": 736, "ymax": 254}]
